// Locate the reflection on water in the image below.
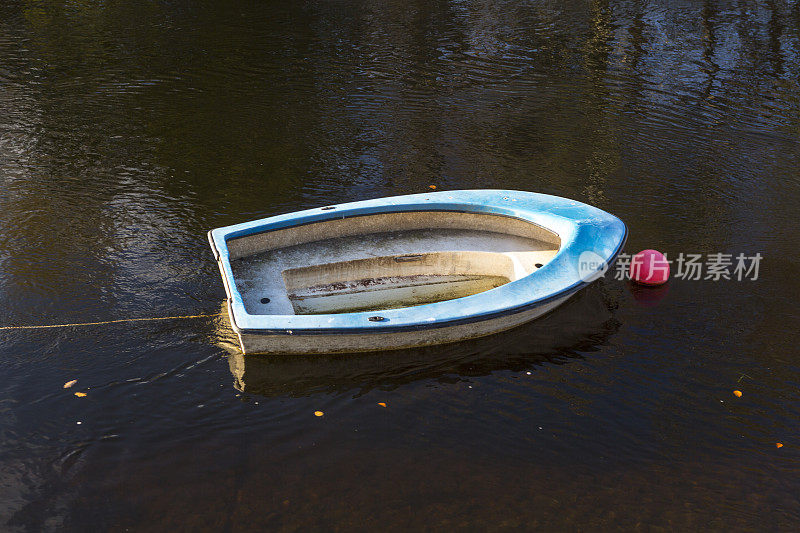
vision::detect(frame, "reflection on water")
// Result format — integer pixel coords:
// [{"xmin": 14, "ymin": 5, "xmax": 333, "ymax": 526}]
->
[
  {"xmin": 225, "ymin": 285, "xmax": 620, "ymax": 397},
  {"xmin": 1, "ymin": 0, "xmax": 800, "ymax": 529}
]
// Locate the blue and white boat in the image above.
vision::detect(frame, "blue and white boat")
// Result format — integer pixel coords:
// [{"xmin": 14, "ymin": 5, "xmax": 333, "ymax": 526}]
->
[{"xmin": 208, "ymin": 190, "xmax": 626, "ymax": 355}]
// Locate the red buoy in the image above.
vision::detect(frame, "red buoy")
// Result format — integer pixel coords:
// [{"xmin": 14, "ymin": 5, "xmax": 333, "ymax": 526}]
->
[{"xmin": 630, "ymin": 249, "xmax": 670, "ymax": 285}]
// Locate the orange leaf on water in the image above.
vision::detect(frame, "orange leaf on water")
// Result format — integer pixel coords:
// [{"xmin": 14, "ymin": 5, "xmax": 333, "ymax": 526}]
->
[
  {"xmin": 733, "ymin": 390, "xmax": 742, "ymax": 397},
  {"xmin": 74, "ymin": 392, "xmax": 87, "ymax": 397},
  {"xmin": 428, "ymin": 185, "xmax": 436, "ymax": 190},
  {"xmin": 378, "ymin": 402, "xmax": 387, "ymax": 407},
  {"xmin": 63, "ymin": 380, "xmax": 78, "ymax": 389},
  {"xmin": 776, "ymin": 443, "xmax": 783, "ymax": 448}
]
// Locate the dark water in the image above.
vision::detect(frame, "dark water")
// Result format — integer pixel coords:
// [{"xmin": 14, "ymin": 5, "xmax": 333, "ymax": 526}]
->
[{"xmin": 1, "ymin": 0, "xmax": 799, "ymax": 530}]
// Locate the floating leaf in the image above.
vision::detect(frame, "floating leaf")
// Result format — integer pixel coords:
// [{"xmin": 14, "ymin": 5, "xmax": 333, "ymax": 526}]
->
[
  {"xmin": 776, "ymin": 443, "xmax": 783, "ymax": 448},
  {"xmin": 314, "ymin": 411, "xmax": 323, "ymax": 417},
  {"xmin": 63, "ymin": 380, "xmax": 77, "ymax": 389},
  {"xmin": 428, "ymin": 185, "xmax": 436, "ymax": 190},
  {"xmin": 378, "ymin": 402, "xmax": 387, "ymax": 407},
  {"xmin": 74, "ymin": 392, "xmax": 87, "ymax": 397},
  {"xmin": 733, "ymin": 390, "xmax": 742, "ymax": 397}
]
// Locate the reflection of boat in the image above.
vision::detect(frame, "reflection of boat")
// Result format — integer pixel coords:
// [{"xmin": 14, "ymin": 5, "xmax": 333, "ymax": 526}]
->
[
  {"xmin": 221, "ymin": 284, "xmax": 621, "ymax": 396},
  {"xmin": 208, "ymin": 190, "xmax": 626, "ymax": 355}
]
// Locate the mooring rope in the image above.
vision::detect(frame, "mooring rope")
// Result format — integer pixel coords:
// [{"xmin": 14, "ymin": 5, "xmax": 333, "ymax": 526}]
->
[{"xmin": 0, "ymin": 312, "xmax": 225, "ymax": 330}]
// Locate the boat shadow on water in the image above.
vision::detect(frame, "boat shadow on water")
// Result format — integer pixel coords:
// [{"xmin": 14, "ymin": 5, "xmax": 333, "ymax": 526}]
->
[{"xmin": 210, "ymin": 281, "xmax": 622, "ymax": 398}]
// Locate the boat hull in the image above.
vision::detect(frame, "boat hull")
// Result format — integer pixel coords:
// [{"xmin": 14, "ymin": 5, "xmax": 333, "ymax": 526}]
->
[
  {"xmin": 208, "ymin": 190, "xmax": 627, "ymax": 355},
  {"xmin": 232, "ymin": 293, "xmax": 572, "ymax": 355}
]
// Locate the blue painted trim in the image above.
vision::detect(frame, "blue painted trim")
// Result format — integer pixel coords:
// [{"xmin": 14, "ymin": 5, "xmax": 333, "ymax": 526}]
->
[{"xmin": 208, "ymin": 190, "xmax": 627, "ymax": 335}]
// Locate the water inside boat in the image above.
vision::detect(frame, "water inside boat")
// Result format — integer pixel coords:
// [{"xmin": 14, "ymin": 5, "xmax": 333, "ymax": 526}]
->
[{"xmin": 228, "ymin": 211, "xmax": 560, "ymax": 315}]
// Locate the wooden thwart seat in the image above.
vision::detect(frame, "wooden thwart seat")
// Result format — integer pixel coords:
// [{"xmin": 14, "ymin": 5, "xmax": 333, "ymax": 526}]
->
[{"xmin": 283, "ymin": 251, "xmax": 518, "ymax": 314}]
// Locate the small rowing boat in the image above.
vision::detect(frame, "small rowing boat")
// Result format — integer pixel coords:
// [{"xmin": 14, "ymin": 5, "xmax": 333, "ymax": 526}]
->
[{"xmin": 208, "ymin": 190, "xmax": 626, "ymax": 354}]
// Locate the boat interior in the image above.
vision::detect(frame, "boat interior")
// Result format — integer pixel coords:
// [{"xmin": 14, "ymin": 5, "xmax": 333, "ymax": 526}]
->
[{"xmin": 227, "ymin": 211, "xmax": 561, "ymax": 315}]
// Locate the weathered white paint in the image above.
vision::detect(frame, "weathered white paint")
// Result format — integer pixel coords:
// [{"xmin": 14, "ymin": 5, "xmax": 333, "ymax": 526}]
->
[
  {"xmin": 283, "ymin": 250, "xmax": 542, "ymax": 314},
  {"xmin": 231, "ymin": 226, "xmax": 558, "ymax": 316},
  {"xmin": 226, "ymin": 211, "xmax": 559, "ymax": 260},
  {"xmin": 234, "ymin": 293, "xmax": 572, "ymax": 355}
]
